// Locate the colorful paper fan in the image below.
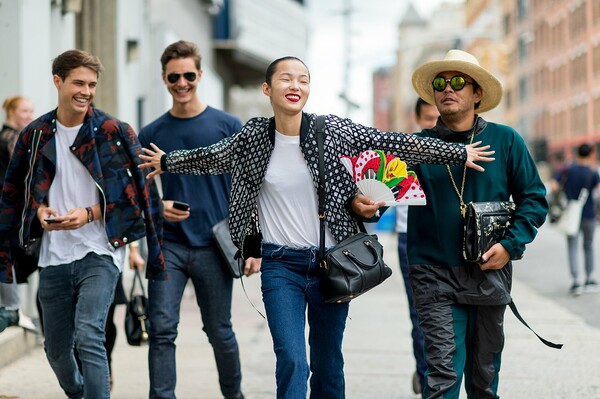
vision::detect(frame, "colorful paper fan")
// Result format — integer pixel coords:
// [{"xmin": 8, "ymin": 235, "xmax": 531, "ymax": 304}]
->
[{"xmin": 340, "ymin": 150, "xmax": 426, "ymax": 206}]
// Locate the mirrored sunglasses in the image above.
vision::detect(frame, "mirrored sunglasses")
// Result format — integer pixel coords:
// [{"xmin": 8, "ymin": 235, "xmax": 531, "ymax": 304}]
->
[
  {"xmin": 166, "ymin": 72, "xmax": 197, "ymax": 84},
  {"xmin": 432, "ymin": 75, "xmax": 472, "ymax": 92}
]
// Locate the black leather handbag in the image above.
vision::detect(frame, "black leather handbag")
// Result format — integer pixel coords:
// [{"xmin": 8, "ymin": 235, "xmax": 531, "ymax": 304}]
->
[
  {"xmin": 460, "ymin": 202, "xmax": 563, "ymax": 350},
  {"xmin": 124, "ymin": 269, "xmax": 150, "ymax": 346},
  {"xmin": 463, "ymin": 201, "xmax": 518, "ymax": 263},
  {"xmin": 320, "ymin": 231, "xmax": 392, "ymax": 303},
  {"xmin": 315, "ymin": 115, "xmax": 392, "ymax": 303},
  {"xmin": 13, "ymin": 238, "xmax": 41, "ymax": 283}
]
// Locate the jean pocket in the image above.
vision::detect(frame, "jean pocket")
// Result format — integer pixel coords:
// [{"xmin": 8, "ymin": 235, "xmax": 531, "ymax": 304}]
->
[{"xmin": 262, "ymin": 243, "xmax": 286, "ymax": 259}]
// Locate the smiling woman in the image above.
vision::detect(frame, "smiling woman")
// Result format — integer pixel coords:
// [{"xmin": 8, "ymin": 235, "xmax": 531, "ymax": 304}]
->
[{"xmin": 137, "ymin": 55, "xmax": 494, "ymax": 399}]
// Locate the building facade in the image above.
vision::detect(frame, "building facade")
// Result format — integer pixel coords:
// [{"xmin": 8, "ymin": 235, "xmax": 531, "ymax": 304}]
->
[
  {"xmin": 503, "ymin": 0, "xmax": 600, "ymax": 161},
  {"xmin": 377, "ymin": 2, "xmax": 465, "ymax": 133},
  {"xmin": 0, "ymin": 0, "xmax": 307, "ymax": 131}
]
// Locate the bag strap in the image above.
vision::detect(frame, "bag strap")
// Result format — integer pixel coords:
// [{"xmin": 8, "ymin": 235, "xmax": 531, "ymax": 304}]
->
[
  {"xmin": 316, "ymin": 115, "xmax": 327, "ymax": 265},
  {"xmin": 508, "ymin": 301, "xmax": 563, "ymax": 349},
  {"xmin": 578, "ymin": 168, "xmax": 597, "ymax": 202},
  {"xmin": 315, "ymin": 115, "xmax": 367, "ymax": 265},
  {"xmin": 130, "ymin": 269, "xmax": 146, "ymax": 298},
  {"xmin": 238, "ymin": 260, "xmax": 265, "ymax": 319}
]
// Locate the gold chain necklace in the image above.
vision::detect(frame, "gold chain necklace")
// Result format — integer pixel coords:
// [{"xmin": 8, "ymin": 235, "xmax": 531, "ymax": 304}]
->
[{"xmin": 446, "ymin": 125, "xmax": 476, "ymax": 218}]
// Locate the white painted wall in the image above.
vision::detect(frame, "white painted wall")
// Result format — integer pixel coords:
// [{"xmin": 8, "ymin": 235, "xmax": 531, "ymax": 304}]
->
[
  {"xmin": 115, "ymin": 0, "xmax": 151, "ymax": 129},
  {"xmin": 144, "ymin": 0, "xmax": 226, "ymax": 126},
  {"xmin": 1, "ymin": 0, "xmax": 306, "ymax": 129},
  {"xmin": 0, "ymin": 0, "xmax": 75, "ymax": 123},
  {"xmin": 232, "ymin": 0, "xmax": 307, "ymax": 61}
]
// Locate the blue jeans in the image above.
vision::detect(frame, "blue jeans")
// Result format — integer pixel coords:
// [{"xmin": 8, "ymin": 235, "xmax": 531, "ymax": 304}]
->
[
  {"xmin": 261, "ymin": 243, "xmax": 349, "ymax": 399},
  {"xmin": 148, "ymin": 240, "xmax": 241, "ymax": 399},
  {"xmin": 398, "ymin": 233, "xmax": 427, "ymax": 393},
  {"xmin": 38, "ymin": 252, "xmax": 119, "ymax": 399},
  {"xmin": 567, "ymin": 218, "xmax": 596, "ymax": 284}
]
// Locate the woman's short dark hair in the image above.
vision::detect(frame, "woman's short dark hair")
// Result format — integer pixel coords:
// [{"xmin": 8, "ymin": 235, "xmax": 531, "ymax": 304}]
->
[
  {"xmin": 265, "ymin": 56, "xmax": 309, "ymax": 85},
  {"xmin": 52, "ymin": 49, "xmax": 104, "ymax": 81},
  {"xmin": 160, "ymin": 40, "xmax": 202, "ymax": 72}
]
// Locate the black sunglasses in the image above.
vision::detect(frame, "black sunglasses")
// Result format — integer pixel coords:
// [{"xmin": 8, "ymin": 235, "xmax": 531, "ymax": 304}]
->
[
  {"xmin": 432, "ymin": 75, "xmax": 472, "ymax": 92},
  {"xmin": 166, "ymin": 72, "xmax": 197, "ymax": 84}
]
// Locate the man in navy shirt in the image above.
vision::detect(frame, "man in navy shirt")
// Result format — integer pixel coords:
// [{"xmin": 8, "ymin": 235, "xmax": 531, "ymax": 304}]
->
[
  {"xmin": 552, "ymin": 143, "xmax": 600, "ymax": 296},
  {"xmin": 132, "ymin": 40, "xmax": 244, "ymax": 399}
]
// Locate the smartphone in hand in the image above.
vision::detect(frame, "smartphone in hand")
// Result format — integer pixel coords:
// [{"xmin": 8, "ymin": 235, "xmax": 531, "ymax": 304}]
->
[
  {"xmin": 44, "ymin": 217, "xmax": 60, "ymax": 224},
  {"xmin": 172, "ymin": 201, "xmax": 190, "ymax": 211}
]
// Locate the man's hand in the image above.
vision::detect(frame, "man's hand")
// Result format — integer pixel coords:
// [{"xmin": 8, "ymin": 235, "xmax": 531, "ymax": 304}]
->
[
  {"xmin": 243, "ymin": 257, "xmax": 261, "ymax": 276},
  {"xmin": 129, "ymin": 244, "xmax": 145, "ymax": 271},
  {"xmin": 163, "ymin": 200, "xmax": 191, "ymax": 222},
  {"xmin": 37, "ymin": 205, "xmax": 57, "ymax": 227},
  {"xmin": 38, "ymin": 207, "xmax": 88, "ymax": 230},
  {"xmin": 479, "ymin": 242, "xmax": 510, "ymax": 270},
  {"xmin": 351, "ymin": 193, "xmax": 385, "ymax": 219}
]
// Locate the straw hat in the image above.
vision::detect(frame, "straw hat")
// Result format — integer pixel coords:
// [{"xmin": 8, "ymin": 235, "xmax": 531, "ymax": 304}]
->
[{"xmin": 411, "ymin": 49, "xmax": 503, "ymax": 113}]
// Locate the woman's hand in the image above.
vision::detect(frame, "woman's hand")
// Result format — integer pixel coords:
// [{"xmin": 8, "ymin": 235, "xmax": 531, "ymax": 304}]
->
[
  {"xmin": 351, "ymin": 193, "xmax": 385, "ymax": 219},
  {"xmin": 465, "ymin": 141, "xmax": 495, "ymax": 172},
  {"xmin": 138, "ymin": 143, "xmax": 166, "ymax": 179},
  {"xmin": 243, "ymin": 257, "xmax": 261, "ymax": 277}
]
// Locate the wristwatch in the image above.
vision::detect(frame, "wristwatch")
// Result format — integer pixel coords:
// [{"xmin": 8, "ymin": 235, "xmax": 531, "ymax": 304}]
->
[{"xmin": 85, "ymin": 206, "xmax": 94, "ymax": 223}]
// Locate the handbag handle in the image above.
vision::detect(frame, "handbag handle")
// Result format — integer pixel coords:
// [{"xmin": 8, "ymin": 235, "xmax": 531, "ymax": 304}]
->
[
  {"xmin": 315, "ymin": 115, "xmax": 366, "ymax": 265},
  {"xmin": 342, "ymin": 240, "xmax": 381, "ymax": 269},
  {"xmin": 129, "ymin": 269, "xmax": 146, "ymax": 299}
]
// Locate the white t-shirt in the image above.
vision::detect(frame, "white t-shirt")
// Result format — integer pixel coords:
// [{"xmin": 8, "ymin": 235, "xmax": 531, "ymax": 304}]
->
[
  {"xmin": 395, "ymin": 205, "xmax": 408, "ymax": 233},
  {"xmin": 38, "ymin": 121, "xmax": 124, "ymax": 270},
  {"xmin": 258, "ymin": 131, "xmax": 335, "ymax": 248}
]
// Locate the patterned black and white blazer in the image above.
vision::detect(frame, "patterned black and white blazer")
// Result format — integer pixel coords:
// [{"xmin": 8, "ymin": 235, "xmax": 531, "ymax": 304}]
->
[{"xmin": 164, "ymin": 112, "xmax": 467, "ymax": 258}]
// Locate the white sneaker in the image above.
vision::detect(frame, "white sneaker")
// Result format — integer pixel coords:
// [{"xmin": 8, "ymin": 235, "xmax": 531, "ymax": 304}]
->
[
  {"xmin": 569, "ymin": 283, "xmax": 583, "ymax": 296},
  {"xmin": 17, "ymin": 310, "xmax": 39, "ymax": 334},
  {"xmin": 584, "ymin": 280, "xmax": 600, "ymax": 294}
]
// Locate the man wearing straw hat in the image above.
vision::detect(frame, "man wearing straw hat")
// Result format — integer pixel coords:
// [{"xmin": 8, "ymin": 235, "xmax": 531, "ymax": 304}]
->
[{"xmin": 407, "ymin": 49, "xmax": 548, "ymax": 398}]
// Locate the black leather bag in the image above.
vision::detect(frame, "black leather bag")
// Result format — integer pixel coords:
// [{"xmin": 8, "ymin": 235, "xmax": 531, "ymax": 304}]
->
[
  {"xmin": 124, "ymin": 269, "xmax": 150, "ymax": 346},
  {"xmin": 463, "ymin": 201, "xmax": 518, "ymax": 263},
  {"xmin": 463, "ymin": 204, "xmax": 563, "ymax": 349},
  {"xmin": 212, "ymin": 218, "xmax": 242, "ymax": 278},
  {"xmin": 315, "ymin": 115, "xmax": 392, "ymax": 303},
  {"xmin": 321, "ymin": 232, "xmax": 392, "ymax": 303},
  {"xmin": 13, "ymin": 238, "xmax": 41, "ymax": 283}
]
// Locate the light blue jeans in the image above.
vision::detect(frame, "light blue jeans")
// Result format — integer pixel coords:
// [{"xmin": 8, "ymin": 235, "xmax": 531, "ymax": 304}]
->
[
  {"xmin": 567, "ymin": 218, "xmax": 596, "ymax": 284},
  {"xmin": 0, "ymin": 269, "xmax": 19, "ymax": 308},
  {"xmin": 38, "ymin": 252, "xmax": 119, "ymax": 399},
  {"xmin": 261, "ymin": 243, "xmax": 349, "ymax": 399},
  {"xmin": 148, "ymin": 240, "xmax": 242, "ymax": 399}
]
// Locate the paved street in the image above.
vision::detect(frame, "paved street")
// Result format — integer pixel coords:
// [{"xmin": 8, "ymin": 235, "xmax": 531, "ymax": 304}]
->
[{"xmin": 1, "ymin": 226, "xmax": 600, "ymax": 398}]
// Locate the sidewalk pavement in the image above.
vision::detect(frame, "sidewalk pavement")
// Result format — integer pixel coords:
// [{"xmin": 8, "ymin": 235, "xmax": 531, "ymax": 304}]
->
[{"xmin": 1, "ymin": 233, "xmax": 600, "ymax": 398}]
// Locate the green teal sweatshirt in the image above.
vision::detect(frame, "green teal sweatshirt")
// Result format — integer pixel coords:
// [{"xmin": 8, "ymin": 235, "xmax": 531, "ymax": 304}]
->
[{"xmin": 407, "ymin": 119, "xmax": 548, "ymax": 268}]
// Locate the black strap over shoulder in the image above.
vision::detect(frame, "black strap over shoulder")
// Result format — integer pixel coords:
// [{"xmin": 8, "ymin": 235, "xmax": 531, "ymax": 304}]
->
[
  {"xmin": 315, "ymin": 115, "xmax": 327, "ymax": 264},
  {"xmin": 315, "ymin": 115, "xmax": 365, "ymax": 264}
]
